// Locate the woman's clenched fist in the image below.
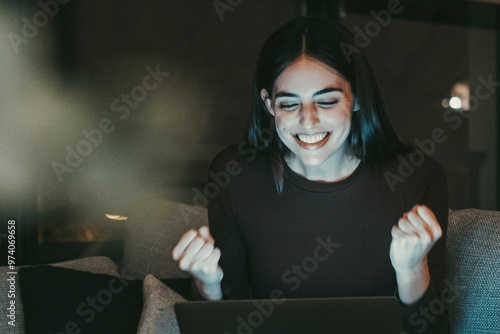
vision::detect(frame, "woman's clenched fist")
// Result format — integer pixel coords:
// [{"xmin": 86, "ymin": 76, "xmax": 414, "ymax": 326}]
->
[{"xmin": 172, "ymin": 226, "xmax": 224, "ymax": 288}]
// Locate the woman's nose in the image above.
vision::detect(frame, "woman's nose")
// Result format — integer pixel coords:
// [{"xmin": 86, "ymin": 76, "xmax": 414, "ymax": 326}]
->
[{"xmin": 299, "ymin": 105, "xmax": 320, "ymax": 128}]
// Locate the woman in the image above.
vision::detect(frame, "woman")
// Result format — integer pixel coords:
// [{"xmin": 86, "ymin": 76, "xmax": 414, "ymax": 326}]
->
[{"xmin": 173, "ymin": 16, "xmax": 449, "ymax": 333}]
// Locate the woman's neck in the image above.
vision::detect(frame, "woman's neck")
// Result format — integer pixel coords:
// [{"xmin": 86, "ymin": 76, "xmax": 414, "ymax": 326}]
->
[{"xmin": 285, "ymin": 151, "xmax": 361, "ymax": 183}]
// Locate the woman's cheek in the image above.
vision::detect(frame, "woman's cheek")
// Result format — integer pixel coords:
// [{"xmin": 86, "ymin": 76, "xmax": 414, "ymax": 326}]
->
[{"xmin": 273, "ymin": 117, "xmax": 286, "ymax": 132}]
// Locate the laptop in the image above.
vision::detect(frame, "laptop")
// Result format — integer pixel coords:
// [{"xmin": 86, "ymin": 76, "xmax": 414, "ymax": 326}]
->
[{"xmin": 175, "ymin": 296, "xmax": 403, "ymax": 334}]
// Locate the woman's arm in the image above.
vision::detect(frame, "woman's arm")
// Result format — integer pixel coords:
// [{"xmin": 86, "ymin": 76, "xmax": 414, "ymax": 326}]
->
[
  {"xmin": 193, "ymin": 274, "xmax": 224, "ymax": 300},
  {"xmin": 172, "ymin": 226, "xmax": 224, "ymax": 300},
  {"xmin": 395, "ymin": 260, "xmax": 431, "ymax": 305},
  {"xmin": 207, "ymin": 148, "xmax": 251, "ymax": 300},
  {"xmin": 392, "ymin": 156, "xmax": 450, "ymax": 334},
  {"xmin": 390, "ymin": 205, "xmax": 442, "ymax": 304},
  {"xmin": 173, "ymin": 146, "xmax": 250, "ymax": 300}
]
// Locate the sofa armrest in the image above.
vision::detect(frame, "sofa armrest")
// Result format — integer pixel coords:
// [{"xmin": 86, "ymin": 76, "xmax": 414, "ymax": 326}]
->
[{"xmin": 447, "ymin": 208, "xmax": 500, "ymax": 333}]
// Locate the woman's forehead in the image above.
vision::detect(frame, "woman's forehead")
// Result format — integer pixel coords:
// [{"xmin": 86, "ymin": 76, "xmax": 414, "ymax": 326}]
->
[{"xmin": 273, "ymin": 56, "xmax": 351, "ymax": 96}]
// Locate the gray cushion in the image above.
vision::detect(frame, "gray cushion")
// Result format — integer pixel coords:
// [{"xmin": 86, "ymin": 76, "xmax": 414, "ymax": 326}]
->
[
  {"xmin": 51, "ymin": 256, "xmax": 120, "ymax": 276},
  {"xmin": 447, "ymin": 209, "xmax": 500, "ymax": 334},
  {"xmin": 137, "ymin": 274, "xmax": 187, "ymax": 334},
  {"xmin": 123, "ymin": 198, "xmax": 207, "ymax": 279},
  {"xmin": 0, "ymin": 256, "xmax": 119, "ymax": 334}
]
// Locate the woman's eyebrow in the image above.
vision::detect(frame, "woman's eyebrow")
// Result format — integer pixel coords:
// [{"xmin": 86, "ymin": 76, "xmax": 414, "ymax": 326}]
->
[
  {"xmin": 274, "ymin": 87, "xmax": 343, "ymax": 99},
  {"xmin": 275, "ymin": 92, "xmax": 298, "ymax": 99},
  {"xmin": 313, "ymin": 87, "xmax": 343, "ymax": 97}
]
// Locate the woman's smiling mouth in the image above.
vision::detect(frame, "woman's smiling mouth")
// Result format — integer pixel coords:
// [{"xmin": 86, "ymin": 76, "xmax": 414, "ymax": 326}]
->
[{"xmin": 294, "ymin": 132, "xmax": 331, "ymax": 149}]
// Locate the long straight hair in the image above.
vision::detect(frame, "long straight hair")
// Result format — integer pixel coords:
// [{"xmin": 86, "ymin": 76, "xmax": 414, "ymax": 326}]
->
[{"xmin": 245, "ymin": 16, "xmax": 412, "ymax": 194}]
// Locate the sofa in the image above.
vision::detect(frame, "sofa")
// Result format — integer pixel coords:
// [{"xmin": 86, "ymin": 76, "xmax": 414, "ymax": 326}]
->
[{"xmin": 1, "ymin": 197, "xmax": 499, "ymax": 334}]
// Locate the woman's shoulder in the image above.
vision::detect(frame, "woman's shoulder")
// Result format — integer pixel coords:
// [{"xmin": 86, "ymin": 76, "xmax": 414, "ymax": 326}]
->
[
  {"xmin": 376, "ymin": 149, "xmax": 447, "ymax": 192},
  {"xmin": 384, "ymin": 149, "xmax": 445, "ymax": 172}
]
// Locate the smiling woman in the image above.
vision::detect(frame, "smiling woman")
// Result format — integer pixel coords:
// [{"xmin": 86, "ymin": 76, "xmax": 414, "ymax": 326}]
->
[
  {"xmin": 260, "ymin": 55, "xmax": 358, "ymax": 181},
  {"xmin": 172, "ymin": 16, "xmax": 450, "ymax": 334},
  {"xmin": 247, "ymin": 17, "xmax": 417, "ymax": 193}
]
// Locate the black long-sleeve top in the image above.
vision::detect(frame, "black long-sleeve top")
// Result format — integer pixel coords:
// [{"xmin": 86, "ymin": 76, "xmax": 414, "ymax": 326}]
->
[{"xmin": 206, "ymin": 145, "xmax": 450, "ymax": 333}]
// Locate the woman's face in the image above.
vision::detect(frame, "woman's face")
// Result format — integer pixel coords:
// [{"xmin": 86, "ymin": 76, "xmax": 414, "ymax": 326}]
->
[{"xmin": 261, "ymin": 55, "xmax": 356, "ymax": 168}]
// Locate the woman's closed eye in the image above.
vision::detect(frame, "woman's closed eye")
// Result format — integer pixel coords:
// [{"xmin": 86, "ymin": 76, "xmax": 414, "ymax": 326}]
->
[
  {"xmin": 279, "ymin": 103, "xmax": 300, "ymax": 111},
  {"xmin": 316, "ymin": 100, "xmax": 338, "ymax": 108},
  {"xmin": 278, "ymin": 100, "xmax": 338, "ymax": 111}
]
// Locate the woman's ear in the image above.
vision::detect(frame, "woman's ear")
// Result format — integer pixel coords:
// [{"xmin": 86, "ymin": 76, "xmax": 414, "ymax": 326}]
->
[
  {"xmin": 353, "ymin": 96, "xmax": 360, "ymax": 112},
  {"xmin": 260, "ymin": 88, "xmax": 275, "ymax": 117}
]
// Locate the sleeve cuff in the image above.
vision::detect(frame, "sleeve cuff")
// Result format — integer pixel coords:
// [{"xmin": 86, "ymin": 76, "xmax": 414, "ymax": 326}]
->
[
  {"xmin": 396, "ymin": 277, "xmax": 438, "ymax": 315},
  {"xmin": 188, "ymin": 277, "xmax": 204, "ymax": 301},
  {"xmin": 395, "ymin": 278, "xmax": 450, "ymax": 334}
]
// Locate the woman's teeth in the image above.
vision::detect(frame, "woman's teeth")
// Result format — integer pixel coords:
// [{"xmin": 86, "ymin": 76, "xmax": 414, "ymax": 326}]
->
[{"xmin": 296, "ymin": 132, "xmax": 329, "ymax": 144}]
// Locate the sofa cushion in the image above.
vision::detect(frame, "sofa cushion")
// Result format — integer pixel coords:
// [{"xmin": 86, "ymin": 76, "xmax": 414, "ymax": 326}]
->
[
  {"xmin": 137, "ymin": 274, "xmax": 187, "ymax": 334},
  {"xmin": 123, "ymin": 198, "xmax": 207, "ymax": 279},
  {"xmin": 51, "ymin": 255, "xmax": 120, "ymax": 276},
  {"xmin": 0, "ymin": 256, "xmax": 119, "ymax": 334},
  {"xmin": 447, "ymin": 209, "xmax": 500, "ymax": 334},
  {"xmin": 19, "ymin": 265, "xmax": 143, "ymax": 334}
]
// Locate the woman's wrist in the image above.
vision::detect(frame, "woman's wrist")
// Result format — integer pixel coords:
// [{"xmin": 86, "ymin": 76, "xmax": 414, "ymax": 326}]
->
[
  {"xmin": 395, "ymin": 258, "xmax": 431, "ymax": 305},
  {"xmin": 394, "ymin": 258, "xmax": 429, "ymax": 281},
  {"xmin": 194, "ymin": 276, "xmax": 223, "ymax": 300}
]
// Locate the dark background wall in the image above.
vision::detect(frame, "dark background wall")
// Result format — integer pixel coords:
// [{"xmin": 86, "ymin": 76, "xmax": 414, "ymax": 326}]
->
[
  {"xmin": 342, "ymin": 12, "xmax": 497, "ymax": 211},
  {"xmin": 0, "ymin": 0, "xmax": 498, "ymax": 264}
]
